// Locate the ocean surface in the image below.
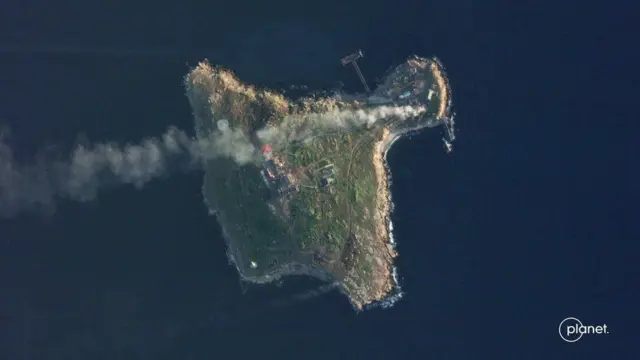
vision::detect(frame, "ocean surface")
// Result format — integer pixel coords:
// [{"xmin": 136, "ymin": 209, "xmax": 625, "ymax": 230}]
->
[{"xmin": 0, "ymin": 1, "xmax": 636, "ymax": 359}]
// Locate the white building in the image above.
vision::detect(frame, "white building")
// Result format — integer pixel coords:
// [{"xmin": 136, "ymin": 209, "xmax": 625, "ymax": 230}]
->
[{"xmin": 427, "ymin": 89, "xmax": 436, "ymax": 101}]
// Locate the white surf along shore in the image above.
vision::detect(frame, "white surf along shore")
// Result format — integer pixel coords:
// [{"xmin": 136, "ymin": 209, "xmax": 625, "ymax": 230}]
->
[{"xmin": 196, "ymin": 56, "xmax": 453, "ymax": 310}]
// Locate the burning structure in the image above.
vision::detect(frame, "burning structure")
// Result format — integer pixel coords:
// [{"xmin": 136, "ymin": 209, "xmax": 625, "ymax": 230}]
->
[{"xmin": 259, "ymin": 144, "xmax": 298, "ymax": 196}]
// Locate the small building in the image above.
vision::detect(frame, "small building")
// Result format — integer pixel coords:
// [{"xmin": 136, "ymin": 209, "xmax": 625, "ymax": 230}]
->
[
  {"xmin": 317, "ymin": 163, "xmax": 336, "ymax": 188},
  {"xmin": 398, "ymin": 91, "xmax": 412, "ymax": 100},
  {"xmin": 264, "ymin": 160, "xmax": 278, "ymax": 180},
  {"xmin": 319, "ymin": 165, "xmax": 336, "ymax": 178},
  {"xmin": 262, "ymin": 144, "xmax": 273, "ymax": 160},
  {"xmin": 320, "ymin": 177, "xmax": 335, "ymax": 187},
  {"xmin": 261, "ymin": 159, "xmax": 280, "ymax": 189},
  {"xmin": 277, "ymin": 176, "xmax": 297, "ymax": 196},
  {"xmin": 316, "ymin": 162, "xmax": 335, "ymax": 175}
]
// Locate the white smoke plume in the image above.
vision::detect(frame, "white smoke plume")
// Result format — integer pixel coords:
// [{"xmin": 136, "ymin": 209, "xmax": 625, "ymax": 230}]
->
[
  {"xmin": 0, "ymin": 104, "xmax": 423, "ymax": 217},
  {"xmin": 256, "ymin": 105, "xmax": 425, "ymax": 148},
  {"xmin": 0, "ymin": 126, "xmax": 257, "ymax": 217}
]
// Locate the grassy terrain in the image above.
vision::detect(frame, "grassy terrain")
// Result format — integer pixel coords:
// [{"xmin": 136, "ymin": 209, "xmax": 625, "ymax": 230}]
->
[
  {"xmin": 284, "ymin": 126, "xmax": 382, "ymax": 277},
  {"xmin": 183, "ymin": 56, "xmax": 446, "ymax": 307},
  {"xmin": 185, "ymin": 63, "xmax": 383, "ymax": 287}
]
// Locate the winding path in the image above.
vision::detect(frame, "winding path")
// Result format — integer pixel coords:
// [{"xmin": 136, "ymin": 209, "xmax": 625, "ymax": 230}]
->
[{"xmin": 345, "ymin": 130, "xmax": 374, "ymax": 236}]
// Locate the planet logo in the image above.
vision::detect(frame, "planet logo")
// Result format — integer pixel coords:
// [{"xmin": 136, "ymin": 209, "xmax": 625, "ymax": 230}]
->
[{"xmin": 558, "ymin": 317, "xmax": 609, "ymax": 342}]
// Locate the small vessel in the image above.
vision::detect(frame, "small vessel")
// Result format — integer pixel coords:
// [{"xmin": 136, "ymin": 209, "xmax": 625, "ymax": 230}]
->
[{"xmin": 443, "ymin": 138, "xmax": 453, "ymax": 153}]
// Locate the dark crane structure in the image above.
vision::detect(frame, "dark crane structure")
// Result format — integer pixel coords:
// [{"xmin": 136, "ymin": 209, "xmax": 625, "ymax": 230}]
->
[{"xmin": 340, "ymin": 50, "xmax": 371, "ymax": 93}]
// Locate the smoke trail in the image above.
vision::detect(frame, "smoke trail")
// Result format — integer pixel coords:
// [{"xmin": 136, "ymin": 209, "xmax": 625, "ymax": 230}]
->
[
  {"xmin": 0, "ymin": 126, "xmax": 257, "ymax": 217},
  {"xmin": 0, "ymin": 104, "xmax": 423, "ymax": 217},
  {"xmin": 256, "ymin": 104, "xmax": 425, "ymax": 148}
]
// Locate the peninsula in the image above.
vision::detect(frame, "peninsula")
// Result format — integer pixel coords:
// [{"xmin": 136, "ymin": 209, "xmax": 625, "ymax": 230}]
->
[{"xmin": 184, "ymin": 54, "xmax": 454, "ymax": 309}]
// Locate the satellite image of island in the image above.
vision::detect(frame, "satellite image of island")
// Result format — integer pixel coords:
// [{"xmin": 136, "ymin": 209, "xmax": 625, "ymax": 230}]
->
[
  {"xmin": 184, "ymin": 52, "xmax": 455, "ymax": 310},
  {"xmin": 3, "ymin": 1, "xmax": 635, "ymax": 358}
]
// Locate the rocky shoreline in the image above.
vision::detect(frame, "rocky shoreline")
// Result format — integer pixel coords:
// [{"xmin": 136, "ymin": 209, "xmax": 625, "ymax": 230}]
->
[
  {"xmin": 367, "ymin": 128, "xmax": 399, "ymax": 303},
  {"xmin": 430, "ymin": 57, "xmax": 452, "ymax": 119},
  {"xmin": 224, "ymin": 126, "xmax": 405, "ymax": 310},
  {"xmin": 191, "ymin": 55, "xmax": 452, "ymax": 310}
]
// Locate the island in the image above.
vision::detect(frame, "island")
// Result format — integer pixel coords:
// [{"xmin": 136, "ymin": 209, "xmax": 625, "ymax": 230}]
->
[{"xmin": 184, "ymin": 53, "xmax": 454, "ymax": 310}]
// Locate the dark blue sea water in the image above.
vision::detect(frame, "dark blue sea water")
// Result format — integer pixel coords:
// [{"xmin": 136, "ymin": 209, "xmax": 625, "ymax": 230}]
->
[{"xmin": 0, "ymin": 1, "xmax": 637, "ymax": 359}]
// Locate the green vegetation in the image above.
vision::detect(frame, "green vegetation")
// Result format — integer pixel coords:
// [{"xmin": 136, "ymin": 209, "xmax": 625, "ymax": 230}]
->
[
  {"xmin": 185, "ymin": 63, "xmax": 382, "ymax": 284},
  {"xmin": 283, "ymin": 127, "xmax": 380, "ymax": 260},
  {"xmin": 183, "ymin": 55, "xmax": 449, "ymax": 308}
]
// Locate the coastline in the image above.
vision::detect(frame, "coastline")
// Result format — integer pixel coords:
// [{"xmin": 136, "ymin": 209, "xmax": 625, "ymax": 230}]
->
[
  {"xmin": 357, "ymin": 57, "xmax": 454, "ymax": 308},
  {"xmin": 368, "ymin": 127, "xmax": 398, "ymax": 304},
  {"xmin": 189, "ymin": 55, "xmax": 452, "ymax": 310},
  {"xmin": 429, "ymin": 57, "xmax": 451, "ymax": 119},
  {"xmin": 226, "ymin": 126, "xmax": 402, "ymax": 310}
]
